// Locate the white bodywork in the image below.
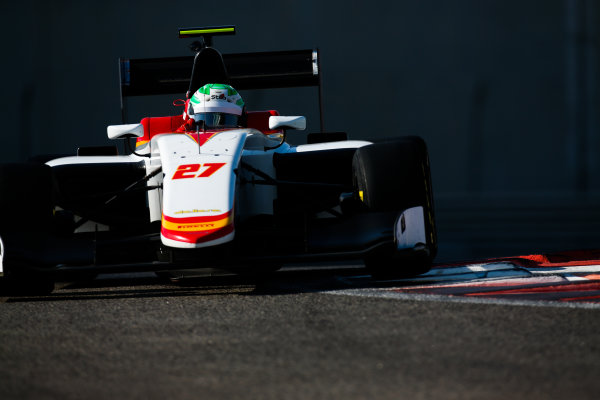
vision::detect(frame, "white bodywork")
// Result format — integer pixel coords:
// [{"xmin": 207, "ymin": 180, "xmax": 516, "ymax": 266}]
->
[
  {"xmin": 153, "ymin": 130, "xmax": 247, "ymax": 248},
  {"xmin": 394, "ymin": 206, "xmax": 427, "ymax": 250},
  {"xmin": 0, "ymin": 235, "xmax": 4, "ymax": 277},
  {"xmin": 107, "ymin": 123, "xmax": 145, "ymax": 140},
  {"xmin": 46, "ymin": 118, "xmax": 372, "ymax": 249},
  {"xmin": 269, "ymin": 115, "xmax": 306, "ymax": 130}
]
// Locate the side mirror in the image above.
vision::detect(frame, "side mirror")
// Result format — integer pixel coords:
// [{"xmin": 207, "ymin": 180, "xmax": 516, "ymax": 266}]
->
[
  {"xmin": 268, "ymin": 116, "xmax": 306, "ymax": 131},
  {"xmin": 107, "ymin": 123, "xmax": 144, "ymax": 140}
]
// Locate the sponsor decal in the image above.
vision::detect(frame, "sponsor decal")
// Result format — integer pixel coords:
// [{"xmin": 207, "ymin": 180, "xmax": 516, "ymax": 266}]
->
[
  {"xmin": 162, "ymin": 210, "xmax": 232, "ymax": 232},
  {"xmin": 161, "ymin": 210, "xmax": 234, "ymax": 244},
  {"xmin": 175, "ymin": 209, "xmax": 222, "ymax": 214},
  {"xmin": 172, "ymin": 163, "xmax": 226, "ymax": 180},
  {"xmin": 177, "ymin": 223, "xmax": 215, "ymax": 230}
]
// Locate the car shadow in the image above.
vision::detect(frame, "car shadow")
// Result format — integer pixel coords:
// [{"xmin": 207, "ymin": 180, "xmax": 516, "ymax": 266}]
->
[
  {"xmin": 1, "ymin": 261, "xmax": 449, "ymax": 303},
  {"xmin": 1, "ymin": 265, "xmax": 373, "ymax": 302}
]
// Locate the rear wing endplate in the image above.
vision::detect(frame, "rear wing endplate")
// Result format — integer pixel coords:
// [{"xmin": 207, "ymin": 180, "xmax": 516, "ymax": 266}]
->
[{"xmin": 119, "ymin": 49, "xmax": 323, "ymax": 129}]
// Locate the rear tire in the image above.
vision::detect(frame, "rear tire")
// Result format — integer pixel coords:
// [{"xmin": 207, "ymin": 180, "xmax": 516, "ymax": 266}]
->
[{"xmin": 352, "ymin": 137, "xmax": 436, "ymax": 279}]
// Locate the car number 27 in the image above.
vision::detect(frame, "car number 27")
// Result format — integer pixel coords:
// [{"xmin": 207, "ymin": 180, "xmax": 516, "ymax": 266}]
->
[{"xmin": 172, "ymin": 163, "xmax": 226, "ymax": 179}]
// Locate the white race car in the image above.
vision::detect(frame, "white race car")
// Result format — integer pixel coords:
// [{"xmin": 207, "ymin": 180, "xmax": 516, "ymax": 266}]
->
[{"xmin": 0, "ymin": 26, "xmax": 436, "ymax": 294}]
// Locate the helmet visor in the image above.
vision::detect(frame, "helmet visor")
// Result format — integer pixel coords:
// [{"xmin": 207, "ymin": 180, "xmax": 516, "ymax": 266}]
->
[{"xmin": 193, "ymin": 112, "xmax": 239, "ymax": 128}]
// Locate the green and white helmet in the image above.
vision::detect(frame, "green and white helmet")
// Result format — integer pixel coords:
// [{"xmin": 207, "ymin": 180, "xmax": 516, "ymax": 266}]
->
[{"xmin": 187, "ymin": 83, "xmax": 245, "ymax": 128}]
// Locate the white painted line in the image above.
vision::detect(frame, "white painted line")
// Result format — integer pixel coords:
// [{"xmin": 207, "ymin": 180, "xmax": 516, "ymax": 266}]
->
[
  {"xmin": 388, "ymin": 269, "xmax": 531, "ymax": 284},
  {"xmin": 395, "ymin": 275, "xmax": 567, "ymax": 289},
  {"xmin": 526, "ymin": 265, "xmax": 600, "ymax": 275},
  {"xmin": 324, "ymin": 288, "xmax": 600, "ymax": 310},
  {"xmin": 564, "ymin": 274, "xmax": 591, "ymax": 282},
  {"xmin": 424, "ymin": 262, "xmax": 520, "ymax": 277}
]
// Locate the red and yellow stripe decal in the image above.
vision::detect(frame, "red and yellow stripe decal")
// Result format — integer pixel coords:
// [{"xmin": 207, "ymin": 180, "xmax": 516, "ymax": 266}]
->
[{"xmin": 161, "ymin": 210, "xmax": 234, "ymax": 244}]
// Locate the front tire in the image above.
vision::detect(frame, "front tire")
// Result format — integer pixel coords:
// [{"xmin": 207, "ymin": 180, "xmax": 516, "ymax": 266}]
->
[
  {"xmin": 0, "ymin": 163, "xmax": 56, "ymax": 295},
  {"xmin": 352, "ymin": 137, "xmax": 436, "ymax": 278}
]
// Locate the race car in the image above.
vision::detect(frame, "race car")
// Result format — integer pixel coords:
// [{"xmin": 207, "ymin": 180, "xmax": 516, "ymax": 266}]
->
[{"xmin": 0, "ymin": 26, "xmax": 436, "ymax": 294}]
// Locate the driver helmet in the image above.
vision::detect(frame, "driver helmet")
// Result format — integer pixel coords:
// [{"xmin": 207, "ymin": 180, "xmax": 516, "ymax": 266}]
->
[{"xmin": 186, "ymin": 83, "xmax": 244, "ymax": 128}]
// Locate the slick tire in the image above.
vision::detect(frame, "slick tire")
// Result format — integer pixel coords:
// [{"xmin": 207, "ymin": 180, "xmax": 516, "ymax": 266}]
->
[
  {"xmin": 0, "ymin": 163, "xmax": 56, "ymax": 295},
  {"xmin": 352, "ymin": 137, "xmax": 437, "ymax": 278}
]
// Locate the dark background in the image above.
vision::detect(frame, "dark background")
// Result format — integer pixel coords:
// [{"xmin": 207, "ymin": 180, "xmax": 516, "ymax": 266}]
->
[{"xmin": 3, "ymin": 0, "xmax": 600, "ymax": 261}]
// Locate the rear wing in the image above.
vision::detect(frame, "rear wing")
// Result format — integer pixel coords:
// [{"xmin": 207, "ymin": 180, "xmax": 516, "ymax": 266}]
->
[{"xmin": 119, "ymin": 49, "xmax": 323, "ymax": 129}]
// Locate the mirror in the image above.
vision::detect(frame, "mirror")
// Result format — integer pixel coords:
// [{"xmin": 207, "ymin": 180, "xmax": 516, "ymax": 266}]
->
[
  {"xmin": 107, "ymin": 123, "xmax": 144, "ymax": 140},
  {"xmin": 268, "ymin": 116, "xmax": 306, "ymax": 131}
]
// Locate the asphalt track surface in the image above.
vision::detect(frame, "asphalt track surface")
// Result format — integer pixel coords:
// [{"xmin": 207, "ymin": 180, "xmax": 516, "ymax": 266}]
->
[{"xmin": 1, "ymin": 258, "xmax": 600, "ymax": 400}]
